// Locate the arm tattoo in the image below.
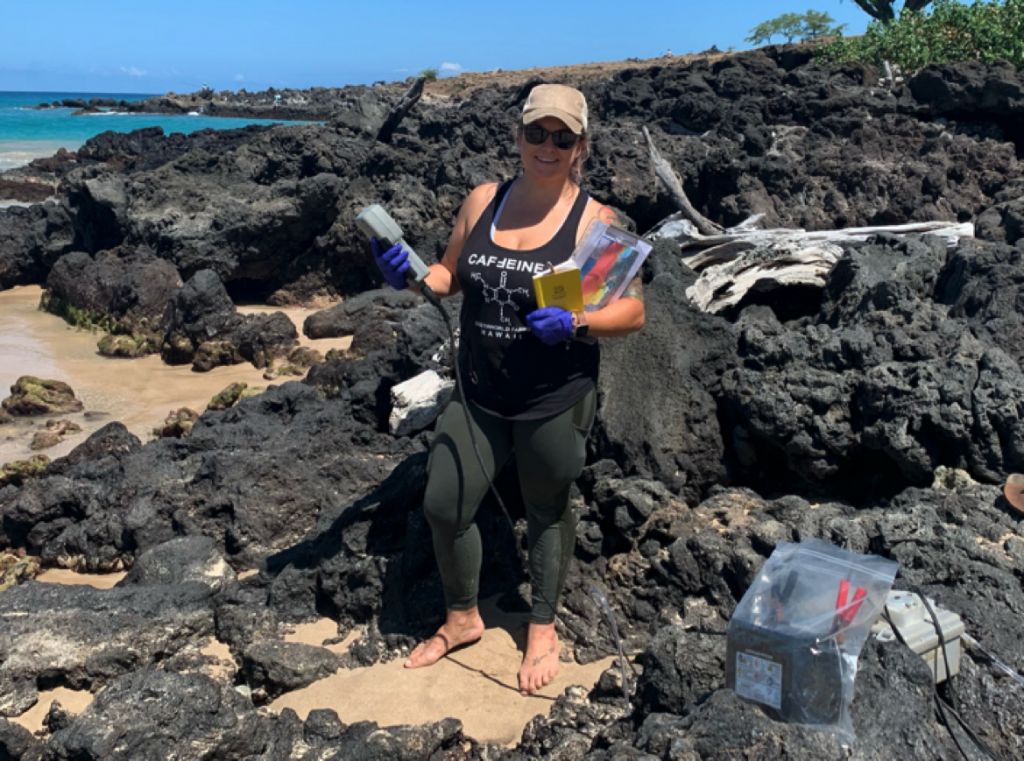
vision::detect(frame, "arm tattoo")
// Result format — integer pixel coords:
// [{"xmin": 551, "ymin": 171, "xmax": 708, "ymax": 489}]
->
[
  {"xmin": 623, "ymin": 275, "xmax": 644, "ymax": 302},
  {"xmin": 597, "ymin": 205, "xmax": 618, "ymax": 225}
]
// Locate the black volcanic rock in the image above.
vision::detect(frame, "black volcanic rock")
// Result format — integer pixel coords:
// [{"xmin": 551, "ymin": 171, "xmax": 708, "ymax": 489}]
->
[
  {"xmin": 160, "ymin": 268, "xmax": 237, "ymax": 363},
  {"xmin": 718, "ymin": 235, "xmax": 1024, "ymax": 498},
  {"xmin": 305, "ymin": 294, "xmax": 456, "ymax": 429},
  {"xmin": 43, "ymin": 245, "xmax": 182, "ymax": 349},
  {"xmin": 592, "ymin": 267, "xmax": 735, "ymax": 503},
  {"xmin": 636, "ymin": 627, "xmax": 726, "ymax": 716},
  {"xmin": 0, "ymin": 581, "xmax": 215, "ymax": 716},
  {"xmin": 118, "ymin": 536, "xmax": 235, "ymax": 590},
  {"xmin": 303, "ymin": 289, "xmax": 419, "ymax": 338},
  {"xmin": 938, "ymin": 237, "xmax": 1024, "ymax": 369},
  {"xmin": 909, "ymin": 60, "xmax": 1024, "ymax": 119},
  {"xmin": 0, "ymin": 382, "xmax": 419, "ymax": 570},
  {"xmin": 0, "ymin": 203, "xmax": 75, "ymax": 289},
  {"xmin": 241, "ymin": 640, "xmax": 341, "ymax": 700},
  {"xmin": 45, "ymin": 669, "xmax": 270, "ymax": 760},
  {"xmin": 160, "ymin": 269, "xmax": 298, "ymax": 369},
  {"xmin": 0, "ymin": 719, "xmax": 42, "ymax": 761}
]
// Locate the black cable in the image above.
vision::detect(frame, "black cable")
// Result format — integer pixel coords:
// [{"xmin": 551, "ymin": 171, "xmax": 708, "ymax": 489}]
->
[
  {"xmin": 882, "ymin": 608, "xmax": 974, "ymax": 761},
  {"xmin": 911, "ymin": 585, "xmax": 956, "ymax": 710},
  {"xmin": 881, "ymin": 603, "xmax": 1006, "ymax": 761},
  {"xmin": 427, "ymin": 284, "xmax": 562, "ymax": 628},
  {"xmin": 911, "ymin": 587, "xmax": 1005, "ymax": 761},
  {"xmin": 425, "ymin": 281, "xmax": 633, "ymax": 703}
]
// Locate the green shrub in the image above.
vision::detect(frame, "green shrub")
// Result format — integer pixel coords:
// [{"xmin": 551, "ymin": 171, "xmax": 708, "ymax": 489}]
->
[
  {"xmin": 819, "ymin": 0, "xmax": 1024, "ymax": 71},
  {"xmin": 419, "ymin": 67, "xmax": 439, "ymax": 81}
]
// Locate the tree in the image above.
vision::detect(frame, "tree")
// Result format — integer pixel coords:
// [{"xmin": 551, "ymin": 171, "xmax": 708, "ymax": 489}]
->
[
  {"xmin": 803, "ymin": 9, "xmax": 844, "ymax": 37},
  {"xmin": 848, "ymin": 0, "xmax": 933, "ymax": 22},
  {"xmin": 747, "ymin": 13, "xmax": 804, "ymax": 45},
  {"xmin": 747, "ymin": 11, "xmax": 846, "ymax": 46}
]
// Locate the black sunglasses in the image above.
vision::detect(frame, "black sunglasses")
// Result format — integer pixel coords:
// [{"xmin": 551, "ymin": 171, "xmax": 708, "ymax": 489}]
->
[{"xmin": 522, "ymin": 124, "xmax": 580, "ymax": 150}]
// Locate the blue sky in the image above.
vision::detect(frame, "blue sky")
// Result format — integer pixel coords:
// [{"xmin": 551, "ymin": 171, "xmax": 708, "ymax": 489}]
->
[{"xmin": 0, "ymin": 0, "xmax": 880, "ymax": 93}]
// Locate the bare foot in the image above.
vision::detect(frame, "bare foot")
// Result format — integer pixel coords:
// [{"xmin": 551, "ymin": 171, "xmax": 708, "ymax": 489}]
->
[
  {"xmin": 518, "ymin": 622, "xmax": 560, "ymax": 695},
  {"xmin": 404, "ymin": 608, "xmax": 485, "ymax": 669}
]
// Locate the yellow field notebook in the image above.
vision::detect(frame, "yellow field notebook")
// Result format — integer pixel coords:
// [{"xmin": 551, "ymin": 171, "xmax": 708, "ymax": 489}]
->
[{"xmin": 532, "ymin": 263, "xmax": 583, "ymax": 312}]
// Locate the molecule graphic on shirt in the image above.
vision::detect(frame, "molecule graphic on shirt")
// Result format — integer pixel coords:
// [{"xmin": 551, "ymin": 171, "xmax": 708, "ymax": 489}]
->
[{"xmin": 471, "ymin": 270, "xmax": 530, "ymax": 324}]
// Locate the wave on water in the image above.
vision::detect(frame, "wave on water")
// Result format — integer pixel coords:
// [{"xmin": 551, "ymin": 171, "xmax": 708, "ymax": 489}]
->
[{"xmin": 0, "ymin": 140, "xmax": 78, "ymax": 170}]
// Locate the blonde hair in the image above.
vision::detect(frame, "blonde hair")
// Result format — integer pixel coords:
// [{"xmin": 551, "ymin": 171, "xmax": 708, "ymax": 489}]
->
[{"xmin": 571, "ymin": 133, "xmax": 590, "ymax": 184}]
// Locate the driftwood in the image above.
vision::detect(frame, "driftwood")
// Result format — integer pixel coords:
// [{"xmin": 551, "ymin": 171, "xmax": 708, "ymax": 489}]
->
[
  {"xmin": 376, "ymin": 76, "xmax": 425, "ymax": 144},
  {"xmin": 650, "ymin": 212, "xmax": 975, "ymax": 313},
  {"xmin": 642, "ymin": 127, "xmax": 723, "ymax": 236}
]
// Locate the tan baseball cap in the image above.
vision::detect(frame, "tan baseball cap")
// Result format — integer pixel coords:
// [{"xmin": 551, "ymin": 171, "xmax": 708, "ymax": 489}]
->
[{"xmin": 522, "ymin": 84, "xmax": 588, "ymax": 135}]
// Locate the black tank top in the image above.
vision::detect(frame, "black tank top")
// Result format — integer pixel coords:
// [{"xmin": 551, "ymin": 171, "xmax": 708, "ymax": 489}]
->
[{"xmin": 456, "ymin": 179, "xmax": 600, "ymax": 420}]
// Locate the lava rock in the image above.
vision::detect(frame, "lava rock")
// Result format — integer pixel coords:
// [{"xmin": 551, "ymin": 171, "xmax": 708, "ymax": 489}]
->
[
  {"xmin": 0, "ymin": 581, "xmax": 215, "ymax": 715},
  {"xmin": 1, "ymin": 376, "xmax": 83, "ymax": 416},
  {"xmin": 119, "ymin": 536, "xmax": 236, "ymax": 590},
  {"xmin": 938, "ymin": 237, "xmax": 1024, "ymax": 370},
  {"xmin": 45, "ymin": 669, "xmax": 271, "ymax": 760},
  {"xmin": 42, "ymin": 246, "xmax": 182, "ymax": 348},
  {"xmin": 0, "ymin": 719, "xmax": 43, "ymax": 761},
  {"xmin": 593, "ymin": 271, "xmax": 735, "ymax": 502},
  {"xmin": 160, "ymin": 269, "xmax": 298, "ymax": 370},
  {"xmin": 636, "ymin": 626, "xmax": 726, "ymax": 716},
  {"xmin": 0, "ymin": 202, "xmax": 75, "ymax": 289},
  {"xmin": 0, "ymin": 383, "xmax": 421, "ymax": 569},
  {"xmin": 303, "ymin": 289, "xmax": 420, "ymax": 338},
  {"xmin": 241, "ymin": 640, "xmax": 341, "ymax": 700},
  {"xmin": 719, "ymin": 236, "xmax": 1024, "ymax": 499}
]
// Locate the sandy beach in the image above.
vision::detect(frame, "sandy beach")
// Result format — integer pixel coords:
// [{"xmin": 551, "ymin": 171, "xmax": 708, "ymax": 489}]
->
[{"xmin": 0, "ymin": 286, "xmax": 349, "ymax": 465}]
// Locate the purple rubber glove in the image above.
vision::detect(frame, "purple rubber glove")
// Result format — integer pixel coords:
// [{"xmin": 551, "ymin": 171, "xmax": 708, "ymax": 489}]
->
[
  {"xmin": 370, "ymin": 236, "xmax": 410, "ymax": 290},
  {"xmin": 525, "ymin": 306, "xmax": 573, "ymax": 345}
]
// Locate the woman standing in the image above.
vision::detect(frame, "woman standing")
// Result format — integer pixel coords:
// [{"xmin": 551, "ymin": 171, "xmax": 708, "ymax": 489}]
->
[{"xmin": 372, "ymin": 84, "xmax": 645, "ymax": 695}]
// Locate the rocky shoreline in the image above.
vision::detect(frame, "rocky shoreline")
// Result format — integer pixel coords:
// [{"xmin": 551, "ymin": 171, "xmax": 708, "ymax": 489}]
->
[
  {"xmin": 1, "ymin": 44, "xmax": 1023, "ymax": 759},
  {"xmin": 35, "ymin": 86, "xmax": 344, "ymax": 121}
]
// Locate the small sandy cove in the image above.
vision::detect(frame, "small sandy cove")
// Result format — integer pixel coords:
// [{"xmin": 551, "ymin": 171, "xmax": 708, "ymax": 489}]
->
[
  {"xmin": 0, "ymin": 286, "xmax": 350, "ymax": 465},
  {"xmin": 16, "ymin": 571, "xmax": 611, "ymax": 745}
]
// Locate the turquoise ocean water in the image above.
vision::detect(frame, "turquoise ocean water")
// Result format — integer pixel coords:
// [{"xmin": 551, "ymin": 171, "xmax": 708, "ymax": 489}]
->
[{"xmin": 0, "ymin": 91, "xmax": 295, "ymax": 170}]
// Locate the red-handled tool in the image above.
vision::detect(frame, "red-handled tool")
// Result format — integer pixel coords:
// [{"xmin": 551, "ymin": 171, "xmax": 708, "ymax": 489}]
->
[{"xmin": 834, "ymin": 579, "xmax": 867, "ymax": 630}]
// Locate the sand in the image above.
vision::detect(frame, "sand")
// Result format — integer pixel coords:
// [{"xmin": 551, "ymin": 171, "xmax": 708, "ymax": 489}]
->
[
  {"xmin": 10, "ymin": 686, "xmax": 93, "ymax": 734},
  {"xmin": 270, "ymin": 599, "xmax": 614, "ymax": 746},
  {"xmin": 35, "ymin": 568, "xmax": 127, "ymax": 588},
  {"xmin": 0, "ymin": 286, "xmax": 348, "ymax": 466},
  {"xmin": 18, "ymin": 568, "xmax": 612, "ymax": 746}
]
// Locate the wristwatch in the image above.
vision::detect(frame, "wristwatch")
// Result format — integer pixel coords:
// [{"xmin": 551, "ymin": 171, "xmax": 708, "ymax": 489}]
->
[{"xmin": 571, "ymin": 311, "xmax": 589, "ymax": 340}]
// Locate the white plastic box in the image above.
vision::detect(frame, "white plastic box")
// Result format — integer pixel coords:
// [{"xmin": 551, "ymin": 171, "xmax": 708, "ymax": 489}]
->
[{"xmin": 872, "ymin": 591, "xmax": 965, "ymax": 682}]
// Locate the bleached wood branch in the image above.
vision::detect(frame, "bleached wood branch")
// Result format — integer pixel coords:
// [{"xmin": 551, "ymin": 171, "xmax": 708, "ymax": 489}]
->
[
  {"xmin": 642, "ymin": 126, "xmax": 723, "ymax": 236},
  {"xmin": 649, "ymin": 212, "xmax": 975, "ymax": 313}
]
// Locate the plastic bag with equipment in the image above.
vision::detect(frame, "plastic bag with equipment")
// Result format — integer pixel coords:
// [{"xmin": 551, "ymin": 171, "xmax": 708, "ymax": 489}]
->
[{"xmin": 725, "ymin": 539, "xmax": 899, "ymax": 742}]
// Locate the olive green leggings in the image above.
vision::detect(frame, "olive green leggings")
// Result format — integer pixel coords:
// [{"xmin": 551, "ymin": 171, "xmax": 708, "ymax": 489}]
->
[{"xmin": 422, "ymin": 388, "xmax": 597, "ymax": 624}]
